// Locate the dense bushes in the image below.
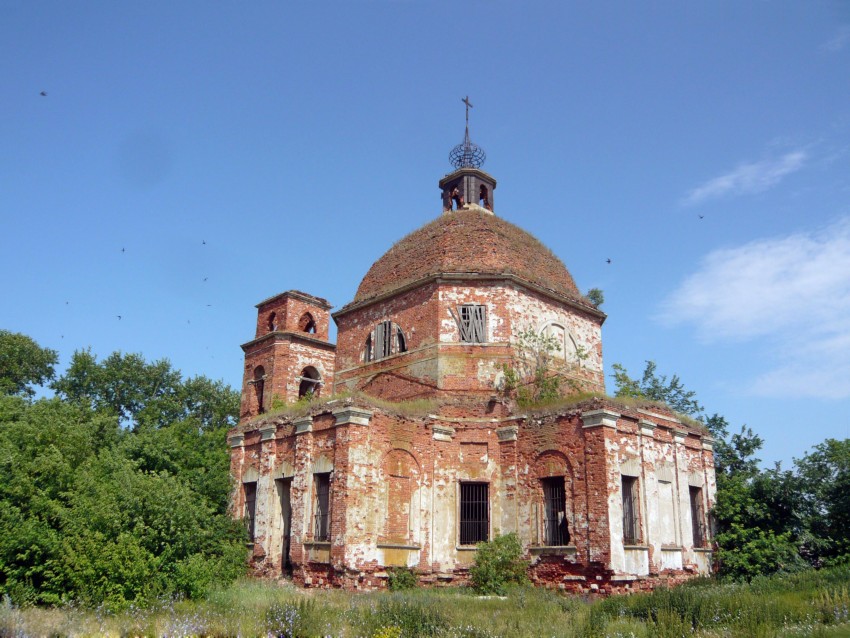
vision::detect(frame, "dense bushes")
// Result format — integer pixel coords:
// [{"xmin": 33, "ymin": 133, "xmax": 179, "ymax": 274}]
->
[
  {"xmin": 469, "ymin": 533, "xmax": 529, "ymax": 594},
  {"xmin": 0, "ymin": 340, "xmax": 247, "ymax": 608}
]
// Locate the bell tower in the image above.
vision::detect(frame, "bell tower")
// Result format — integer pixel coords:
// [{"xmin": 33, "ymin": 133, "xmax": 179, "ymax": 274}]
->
[
  {"xmin": 239, "ymin": 290, "xmax": 336, "ymax": 420},
  {"xmin": 440, "ymin": 96, "xmax": 497, "ymax": 214}
]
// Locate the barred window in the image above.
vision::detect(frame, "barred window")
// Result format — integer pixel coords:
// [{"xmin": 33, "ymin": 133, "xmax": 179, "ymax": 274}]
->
[
  {"xmin": 542, "ymin": 477, "xmax": 570, "ymax": 546},
  {"xmin": 364, "ymin": 321, "xmax": 408, "ymax": 362},
  {"xmin": 314, "ymin": 473, "xmax": 331, "ymax": 542},
  {"xmin": 460, "ymin": 482, "xmax": 489, "ymax": 545},
  {"xmin": 622, "ymin": 476, "xmax": 641, "ymax": 545},
  {"xmin": 458, "ymin": 305, "xmax": 487, "ymax": 343},
  {"xmin": 244, "ymin": 481, "xmax": 257, "ymax": 542},
  {"xmin": 690, "ymin": 486, "xmax": 706, "ymax": 548}
]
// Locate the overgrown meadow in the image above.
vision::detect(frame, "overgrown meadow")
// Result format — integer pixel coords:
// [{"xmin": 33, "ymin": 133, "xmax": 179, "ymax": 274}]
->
[{"xmin": 3, "ymin": 565, "xmax": 850, "ymax": 637}]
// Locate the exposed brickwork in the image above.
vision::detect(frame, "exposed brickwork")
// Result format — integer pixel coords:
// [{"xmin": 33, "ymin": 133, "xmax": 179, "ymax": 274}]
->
[{"xmin": 229, "ymin": 186, "xmax": 716, "ymax": 594}]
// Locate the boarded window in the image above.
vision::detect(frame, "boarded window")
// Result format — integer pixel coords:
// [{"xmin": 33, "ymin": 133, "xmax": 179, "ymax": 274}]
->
[
  {"xmin": 460, "ymin": 482, "xmax": 489, "ymax": 545},
  {"xmin": 314, "ymin": 473, "xmax": 331, "ymax": 541},
  {"xmin": 458, "ymin": 304, "xmax": 487, "ymax": 343},
  {"xmin": 542, "ymin": 477, "xmax": 570, "ymax": 546},
  {"xmin": 690, "ymin": 486, "xmax": 706, "ymax": 548},
  {"xmin": 622, "ymin": 476, "xmax": 641, "ymax": 545},
  {"xmin": 244, "ymin": 481, "xmax": 257, "ymax": 542},
  {"xmin": 365, "ymin": 321, "xmax": 407, "ymax": 362}
]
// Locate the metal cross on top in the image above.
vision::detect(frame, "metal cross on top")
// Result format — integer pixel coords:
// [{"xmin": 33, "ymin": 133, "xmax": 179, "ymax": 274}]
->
[{"xmin": 462, "ymin": 96, "xmax": 473, "ymax": 126}]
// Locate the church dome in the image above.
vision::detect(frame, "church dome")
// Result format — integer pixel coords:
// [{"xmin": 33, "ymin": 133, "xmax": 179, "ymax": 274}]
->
[{"xmin": 351, "ymin": 209, "xmax": 583, "ymax": 305}]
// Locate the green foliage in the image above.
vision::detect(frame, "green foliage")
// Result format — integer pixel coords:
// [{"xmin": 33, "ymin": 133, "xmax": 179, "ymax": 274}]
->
[
  {"xmin": 0, "ymin": 330, "xmax": 58, "ymax": 398},
  {"xmin": 357, "ymin": 595, "xmax": 448, "ymax": 637},
  {"xmin": 611, "ymin": 361, "xmax": 703, "ymax": 417},
  {"xmin": 387, "ymin": 567, "xmax": 418, "ymax": 591},
  {"xmin": 0, "ymin": 339, "xmax": 246, "ymax": 608},
  {"xmin": 469, "ymin": 533, "xmax": 529, "ymax": 595},
  {"xmin": 501, "ymin": 329, "xmax": 569, "ymax": 406},
  {"xmin": 52, "ymin": 349, "xmax": 238, "ymax": 431},
  {"xmin": 796, "ymin": 439, "xmax": 850, "ymax": 565},
  {"xmin": 585, "ymin": 288, "xmax": 604, "ymax": 308}
]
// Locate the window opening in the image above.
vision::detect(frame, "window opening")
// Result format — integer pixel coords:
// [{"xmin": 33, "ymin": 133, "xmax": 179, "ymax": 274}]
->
[
  {"xmin": 298, "ymin": 312, "xmax": 316, "ymax": 334},
  {"xmin": 622, "ymin": 476, "xmax": 641, "ymax": 544},
  {"xmin": 298, "ymin": 366, "xmax": 321, "ymax": 399},
  {"xmin": 458, "ymin": 304, "xmax": 487, "ymax": 343},
  {"xmin": 542, "ymin": 477, "xmax": 570, "ymax": 545},
  {"xmin": 396, "ymin": 326, "xmax": 407, "ymax": 353},
  {"xmin": 690, "ymin": 486, "xmax": 706, "ymax": 548},
  {"xmin": 479, "ymin": 184, "xmax": 491, "ymax": 210},
  {"xmin": 460, "ymin": 482, "xmax": 489, "ymax": 545},
  {"xmin": 244, "ymin": 481, "xmax": 257, "ymax": 542},
  {"xmin": 268, "ymin": 312, "xmax": 277, "ymax": 332},
  {"xmin": 364, "ymin": 321, "xmax": 407, "ymax": 362},
  {"xmin": 253, "ymin": 366, "xmax": 266, "ymax": 414},
  {"xmin": 314, "ymin": 473, "xmax": 331, "ymax": 541},
  {"xmin": 276, "ymin": 478, "xmax": 293, "ymax": 570}
]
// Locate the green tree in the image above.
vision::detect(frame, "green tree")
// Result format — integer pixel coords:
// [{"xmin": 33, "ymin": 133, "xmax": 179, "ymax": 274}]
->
[
  {"xmin": 501, "ymin": 329, "xmax": 564, "ymax": 406},
  {"xmin": 586, "ymin": 288, "xmax": 604, "ymax": 308},
  {"xmin": 611, "ymin": 360, "xmax": 703, "ymax": 417},
  {"xmin": 795, "ymin": 439, "xmax": 850, "ymax": 565},
  {"xmin": 0, "ymin": 330, "xmax": 58, "ymax": 398},
  {"xmin": 469, "ymin": 533, "xmax": 529, "ymax": 594}
]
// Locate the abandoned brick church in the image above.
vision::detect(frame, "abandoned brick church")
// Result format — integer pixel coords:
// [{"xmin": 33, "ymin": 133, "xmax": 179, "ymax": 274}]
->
[{"xmin": 228, "ymin": 116, "xmax": 716, "ymax": 593}]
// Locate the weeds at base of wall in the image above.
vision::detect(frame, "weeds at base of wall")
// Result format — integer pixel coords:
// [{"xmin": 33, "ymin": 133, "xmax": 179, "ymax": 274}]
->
[{"xmin": 387, "ymin": 567, "xmax": 418, "ymax": 591}]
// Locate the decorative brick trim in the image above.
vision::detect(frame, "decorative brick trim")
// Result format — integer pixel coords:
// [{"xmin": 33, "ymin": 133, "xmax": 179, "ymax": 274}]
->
[
  {"xmin": 294, "ymin": 416, "xmax": 313, "ymax": 434},
  {"xmin": 259, "ymin": 424, "xmax": 277, "ymax": 441},
  {"xmin": 701, "ymin": 436, "xmax": 715, "ymax": 451},
  {"xmin": 432, "ymin": 424, "xmax": 456, "ymax": 442},
  {"xmin": 673, "ymin": 430, "xmax": 688, "ymax": 444},
  {"xmin": 332, "ymin": 407, "xmax": 373, "ymax": 426},
  {"xmin": 228, "ymin": 433, "xmax": 244, "ymax": 448},
  {"xmin": 638, "ymin": 419, "xmax": 657, "ymax": 437},
  {"xmin": 638, "ymin": 409, "xmax": 681, "ymax": 424},
  {"xmin": 496, "ymin": 425, "xmax": 518, "ymax": 442},
  {"xmin": 581, "ymin": 409, "xmax": 620, "ymax": 429}
]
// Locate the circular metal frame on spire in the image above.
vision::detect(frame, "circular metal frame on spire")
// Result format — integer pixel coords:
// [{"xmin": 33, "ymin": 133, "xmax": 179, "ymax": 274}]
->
[
  {"xmin": 449, "ymin": 96, "xmax": 486, "ymax": 169},
  {"xmin": 449, "ymin": 132, "xmax": 486, "ymax": 169}
]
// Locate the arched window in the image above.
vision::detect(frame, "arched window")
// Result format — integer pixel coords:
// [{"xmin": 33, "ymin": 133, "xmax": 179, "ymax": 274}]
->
[
  {"xmin": 298, "ymin": 312, "xmax": 317, "ymax": 334},
  {"xmin": 382, "ymin": 449, "xmax": 419, "ymax": 543},
  {"xmin": 253, "ymin": 366, "xmax": 266, "ymax": 414},
  {"xmin": 298, "ymin": 366, "xmax": 321, "ymax": 399},
  {"xmin": 541, "ymin": 323, "xmax": 578, "ymax": 361},
  {"xmin": 364, "ymin": 321, "xmax": 408, "ymax": 362},
  {"xmin": 267, "ymin": 313, "xmax": 277, "ymax": 332}
]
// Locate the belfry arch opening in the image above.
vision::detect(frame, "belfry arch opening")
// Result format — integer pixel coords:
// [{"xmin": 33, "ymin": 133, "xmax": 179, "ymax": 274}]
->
[
  {"xmin": 267, "ymin": 312, "xmax": 277, "ymax": 332},
  {"xmin": 253, "ymin": 366, "xmax": 266, "ymax": 414},
  {"xmin": 298, "ymin": 366, "xmax": 321, "ymax": 399},
  {"xmin": 299, "ymin": 312, "xmax": 317, "ymax": 334}
]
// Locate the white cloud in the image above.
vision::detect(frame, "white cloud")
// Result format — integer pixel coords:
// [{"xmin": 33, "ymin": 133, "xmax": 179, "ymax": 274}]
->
[
  {"xmin": 821, "ymin": 25, "xmax": 850, "ymax": 53},
  {"xmin": 658, "ymin": 218, "xmax": 850, "ymax": 399},
  {"xmin": 682, "ymin": 151, "xmax": 807, "ymax": 206}
]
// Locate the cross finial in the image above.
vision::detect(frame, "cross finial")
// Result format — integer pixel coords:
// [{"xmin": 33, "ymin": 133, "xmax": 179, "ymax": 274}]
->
[{"xmin": 462, "ymin": 96, "xmax": 473, "ymax": 126}]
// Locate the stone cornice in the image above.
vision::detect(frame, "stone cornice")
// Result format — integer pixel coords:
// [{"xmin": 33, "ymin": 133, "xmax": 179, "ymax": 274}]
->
[
  {"xmin": 294, "ymin": 416, "xmax": 313, "ymax": 434},
  {"xmin": 581, "ymin": 409, "xmax": 621, "ymax": 430},
  {"xmin": 241, "ymin": 330, "xmax": 337, "ymax": 353},
  {"xmin": 333, "ymin": 272, "xmax": 605, "ymax": 323},
  {"xmin": 228, "ymin": 433, "xmax": 245, "ymax": 448},
  {"xmin": 259, "ymin": 423, "xmax": 277, "ymax": 442},
  {"xmin": 432, "ymin": 424, "xmax": 456, "ymax": 441},
  {"xmin": 332, "ymin": 406, "xmax": 373, "ymax": 427},
  {"xmin": 256, "ymin": 290, "xmax": 332, "ymax": 310}
]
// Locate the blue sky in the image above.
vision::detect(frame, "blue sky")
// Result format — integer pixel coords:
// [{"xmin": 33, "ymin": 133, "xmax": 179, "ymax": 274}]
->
[{"xmin": 2, "ymin": 1, "xmax": 849, "ymax": 468}]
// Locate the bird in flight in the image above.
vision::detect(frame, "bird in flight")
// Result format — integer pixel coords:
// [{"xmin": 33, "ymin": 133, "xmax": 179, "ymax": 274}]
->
[
  {"xmin": 203, "ymin": 277, "xmax": 208, "ymax": 282},
  {"xmin": 121, "ymin": 247, "xmax": 126, "ymax": 253},
  {"xmin": 202, "ymin": 240, "xmax": 206, "ymax": 245},
  {"xmin": 117, "ymin": 315, "xmax": 122, "ymax": 320},
  {"xmin": 606, "ymin": 258, "xmax": 612, "ymax": 264},
  {"xmin": 40, "ymin": 91, "xmax": 47, "ymax": 96},
  {"xmin": 698, "ymin": 215, "xmax": 704, "ymax": 220}
]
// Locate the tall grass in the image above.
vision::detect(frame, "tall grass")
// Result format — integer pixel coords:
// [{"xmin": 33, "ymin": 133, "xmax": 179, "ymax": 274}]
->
[{"xmin": 4, "ymin": 567, "xmax": 850, "ymax": 637}]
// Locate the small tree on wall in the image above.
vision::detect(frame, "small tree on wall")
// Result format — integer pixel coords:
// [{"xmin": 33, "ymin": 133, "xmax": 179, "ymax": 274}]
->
[{"xmin": 500, "ymin": 329, "xmax": 576, "ymax": 406}]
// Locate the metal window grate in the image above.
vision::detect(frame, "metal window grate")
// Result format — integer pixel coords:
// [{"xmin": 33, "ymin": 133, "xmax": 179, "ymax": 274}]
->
[
  {"xmin": 314, "ymin": 473, "xmax": 331, "ymax": 541},
  {"xmin": 244, "ymin": 482, "xmax": 257, "ymax": 542},
  {"xmin": 460, "ymin": 482, "xmax": 489, "ymax": 545},
  {"xmin": 622, "ymin": 476, "xmax": 641, "ymax": 544},
  {"xmin": 690, "ymin": 486, "xmax": 706, "ymax": 547},
  {"xmin": 542, "ymin": 477, "xmax": 570, "ymax": 546}
]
